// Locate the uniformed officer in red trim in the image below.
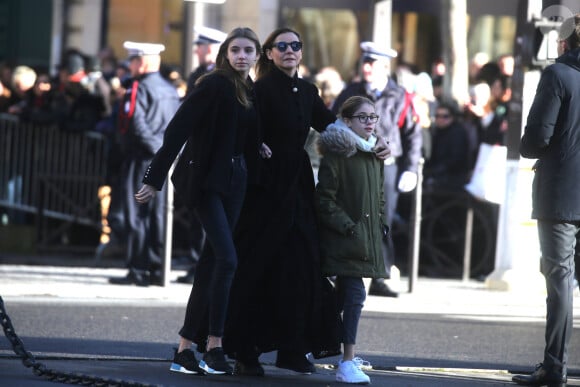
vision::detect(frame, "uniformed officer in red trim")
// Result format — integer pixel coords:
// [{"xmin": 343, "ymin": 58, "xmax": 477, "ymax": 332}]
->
[{"xmin": 109, "ymin": 41, "xmax": 181, "ymax": 286}]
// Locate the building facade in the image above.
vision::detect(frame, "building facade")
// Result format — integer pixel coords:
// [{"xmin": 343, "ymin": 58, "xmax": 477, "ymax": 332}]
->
[{"xmin": 0, "ymin": 0, "xmax": 524, "ymax": 82}]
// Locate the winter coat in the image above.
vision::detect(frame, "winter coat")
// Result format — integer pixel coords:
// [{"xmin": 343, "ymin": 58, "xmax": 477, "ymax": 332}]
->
[
  {"xmin": 222, "ymin": 66, "xmax": 341, "ymax": 359},
  {"xmin": 142, "ymin": 73, "xmax": 260, "ymax": 210},
  {"xmin": 520, "ymin": 47, "xmax": 580, "ymax": 221},
  {"xmin": 315, "ymin": 120, "xmax": 388, "ymax": 278}
]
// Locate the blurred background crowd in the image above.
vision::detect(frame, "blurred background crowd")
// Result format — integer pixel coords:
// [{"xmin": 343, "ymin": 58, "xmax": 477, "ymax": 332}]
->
[{"xmin": 0, "ymin": 0, "xmax": 568, "ymax": 281}]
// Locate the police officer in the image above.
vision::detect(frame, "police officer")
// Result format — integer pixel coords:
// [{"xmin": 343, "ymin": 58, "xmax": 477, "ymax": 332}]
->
[
  {"xmin": 109, "ymin": 41, "xmax": 180, "ymax": 286},
  {"xmin": 333, "ymin": 41, "xmax": 423, "ymax": 297},
  {"xmin": 185, "ymin": 26, "xmax": 227, "ymax": 95}
]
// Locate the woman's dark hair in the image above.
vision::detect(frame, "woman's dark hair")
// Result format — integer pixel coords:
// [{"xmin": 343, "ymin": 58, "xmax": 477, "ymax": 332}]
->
[
  {"xmin": 197, "ymin": 27, "xmax": 260, "ymax": 108},
  {"xmin": 338, "ymin": 96, "xmax": 375, "ymax": 119},
  {"xmin": 255, "ymin": 27, "xmax": 301, "ymax": 79}
]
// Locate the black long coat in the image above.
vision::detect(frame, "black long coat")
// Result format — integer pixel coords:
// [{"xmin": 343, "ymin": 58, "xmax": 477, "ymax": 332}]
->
[
  {"xmin": 520, "ymin": 47, "xmax": 580, "ymax": 221},
  {"xmin": 223, "ymin": 67, "xmax": 342, "ymax": 358},
  {"xmin": 142, "ymin": 73, "xmax": 260, "ymax": 210}
]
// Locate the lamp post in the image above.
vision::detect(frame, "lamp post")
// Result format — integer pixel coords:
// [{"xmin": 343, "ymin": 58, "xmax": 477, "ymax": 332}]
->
[
  {"xmin": 160, "ymin": 0, "xmax": 227, "ymax": 287},
  {"xmin": 181, "ymin": 0, "xmax": 226, "ymax": 81}
]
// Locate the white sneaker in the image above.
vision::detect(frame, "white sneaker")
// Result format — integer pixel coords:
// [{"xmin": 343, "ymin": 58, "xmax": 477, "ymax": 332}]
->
[
  {"xmin": 352, "ymin": 357, "xmax": 372, "ymax": 371},
  {"xmin": 336, "ymin": 359, "xmax": 371, "ymax": 384}
]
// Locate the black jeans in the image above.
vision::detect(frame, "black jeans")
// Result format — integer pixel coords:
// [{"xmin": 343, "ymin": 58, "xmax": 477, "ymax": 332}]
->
[
  {"xmin": 537, "ymin": 219, "xmax": 578, "ymax": 376},
  {"xmin": 180, "ymin": 156, "xmax": 247, "ymax": 340}
]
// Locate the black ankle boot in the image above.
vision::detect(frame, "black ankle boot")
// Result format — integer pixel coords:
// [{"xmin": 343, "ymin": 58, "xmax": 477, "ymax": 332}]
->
[
  {"xmin": 275, "ymin": 350, "xmax": 315, "ymax": 374},
  {"xmin": 234, "ymin": 353, "xmax": 264, "ymax": 377}
]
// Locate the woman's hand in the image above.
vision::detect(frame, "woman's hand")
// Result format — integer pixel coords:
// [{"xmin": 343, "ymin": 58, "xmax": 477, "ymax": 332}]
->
[
  {"xmin": 260, "ymin": 143, "xmax": 272, "ymax": 159},
  {"xmin": 373, "ymin": 136, "xmax": 392, "ymax": 160},
  {"xmin": 135, "ymin": 184, "xmax": 157, "ymax": 204}
]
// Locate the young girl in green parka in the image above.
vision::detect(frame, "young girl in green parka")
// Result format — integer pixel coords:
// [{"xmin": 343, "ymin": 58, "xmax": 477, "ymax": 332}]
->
[{"xmin": 315, "ymin": 95, "xmax": 389, "ymax": 385}]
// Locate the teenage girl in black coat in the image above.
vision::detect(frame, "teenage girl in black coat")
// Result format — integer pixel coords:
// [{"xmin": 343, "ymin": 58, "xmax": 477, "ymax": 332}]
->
[{"xmin": 134, "ymin": 27, "xmax": 262, "ymax": 376}]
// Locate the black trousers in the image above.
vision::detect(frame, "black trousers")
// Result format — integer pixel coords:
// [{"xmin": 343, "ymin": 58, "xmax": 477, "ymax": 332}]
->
[
  {"xmin": 180, "ymin": 156, "xmax": 247, "ymax": 340},
  {"xmin": 537, "ymin": 219, "xmax": 577, "ymax": 376}
]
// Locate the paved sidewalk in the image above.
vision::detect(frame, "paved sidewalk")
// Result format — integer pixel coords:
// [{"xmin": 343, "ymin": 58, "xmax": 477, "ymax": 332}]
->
[{"xmin": 1, "ymin": 263, "xmax": 578, "ymax": 316}]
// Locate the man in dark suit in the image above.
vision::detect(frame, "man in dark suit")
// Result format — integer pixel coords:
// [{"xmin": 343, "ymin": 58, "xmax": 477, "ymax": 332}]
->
[
  {"xmin": 109, "ymin": 41, "xmax": 180, "ymax": 286},
  {"xmin": 512, "ymin": 14, "xmax": 580, "ymax": 387}
]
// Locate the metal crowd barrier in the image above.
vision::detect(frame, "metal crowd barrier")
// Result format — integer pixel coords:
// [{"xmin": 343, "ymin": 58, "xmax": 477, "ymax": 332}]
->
[{"xmin": 0, "ymin": 116, "xmax": 107, "ymax": 252}]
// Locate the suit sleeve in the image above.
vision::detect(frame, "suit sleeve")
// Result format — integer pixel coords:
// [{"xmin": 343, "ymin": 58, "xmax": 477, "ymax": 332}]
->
[
  {"xmin": 520, "ymin": 67, "xmax": 563, "ymax": 159},
  {"xmin": 142, "ymin": 76, "xmax": 224, "ymax": 190}
]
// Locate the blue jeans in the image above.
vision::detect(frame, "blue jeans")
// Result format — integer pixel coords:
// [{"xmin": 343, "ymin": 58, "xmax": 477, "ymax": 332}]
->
[
  {"xmin": 336, "ymin": 276, "xmax": 366, "ymax": 345},
  {"xmin": 537, "ymin": 220, "xmax": 577, "ymax": 376},
  {"xmin": 180, "ymin": 156, "xmax": 247, "ymax": 340}
]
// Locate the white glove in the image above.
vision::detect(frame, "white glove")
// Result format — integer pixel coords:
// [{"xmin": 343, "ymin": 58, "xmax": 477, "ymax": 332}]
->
[{"xmin": 397, "ymin": 171, "xmax": 418, "ymax": 193}]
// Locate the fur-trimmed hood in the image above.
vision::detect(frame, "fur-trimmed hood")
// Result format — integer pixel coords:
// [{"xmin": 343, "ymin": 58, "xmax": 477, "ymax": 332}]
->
[{"xmin": 318, "ymin": 119, "xmax": 376, "ymax": 157}]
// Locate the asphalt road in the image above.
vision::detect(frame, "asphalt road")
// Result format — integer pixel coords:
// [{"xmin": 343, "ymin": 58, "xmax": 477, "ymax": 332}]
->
[{"xmin": 1, "ymin": 298, "xmax": 579, "ymax": 386}]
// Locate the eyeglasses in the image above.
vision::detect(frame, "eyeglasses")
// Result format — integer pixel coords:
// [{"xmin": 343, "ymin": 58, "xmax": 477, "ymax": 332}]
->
[
  {"xmin": 351, "ymin": 114, "xmax": 379, "ymax": 123},
  {"xmin": 435, "ymin": 113, "xmax": 451, "ymax": 119},
  {"xmin": 272, "ymin": 41, "xmax": 303, "ymax": 52}
]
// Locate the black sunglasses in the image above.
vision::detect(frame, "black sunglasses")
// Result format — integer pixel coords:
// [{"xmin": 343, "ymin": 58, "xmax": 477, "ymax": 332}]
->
[{"xmin": 272, "ymin": 41, "xmax": 303, "ymax": 52}]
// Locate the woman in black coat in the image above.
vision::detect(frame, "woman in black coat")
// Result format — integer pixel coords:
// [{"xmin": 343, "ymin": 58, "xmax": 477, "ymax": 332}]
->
[
  {"xmin": 223, "ymin": 27, "xmax": 390, "ymax": 376},
  {"xmin": 134, "ymin": 27, "xmax": 262, "ymax": 376}
]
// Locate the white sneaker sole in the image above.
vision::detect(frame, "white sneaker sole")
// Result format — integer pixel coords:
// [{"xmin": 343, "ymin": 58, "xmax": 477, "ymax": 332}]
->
[
  {"xmin": 336, "ymin": 376, "xmax": 370, "ymax": 385},
  {"xmin": 169, "ymin": 362, "xmax": 201, "ymax": 374},
  {"xmin": 199, "ymin": 360, "xmax": 228, "ymax": 375}
]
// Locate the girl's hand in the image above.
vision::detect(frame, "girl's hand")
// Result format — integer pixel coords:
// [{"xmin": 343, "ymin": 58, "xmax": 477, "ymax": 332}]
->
[
  {"xmin": 373, "ymin": 137, "xmax": 392, "ymax": 160},
  {"xmin": 135, "ymin": 184, "xmax": 157, "ymax": 203},
  {"xmin": 260, "ymin": 143, "xmax": 272, "ymax": 159}
]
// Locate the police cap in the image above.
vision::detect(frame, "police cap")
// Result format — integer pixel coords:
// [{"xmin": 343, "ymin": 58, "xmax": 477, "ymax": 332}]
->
[
  {"xmin": 123, "ymin": 41, "xmax": 166, "ymax": 59},
  {"xmin": 193, "ymin": 26, "xmax": 227, "ymax": 45},
  {"xmin": 360, "ymin": 41, "xmax": 398, "ymax": 62}
]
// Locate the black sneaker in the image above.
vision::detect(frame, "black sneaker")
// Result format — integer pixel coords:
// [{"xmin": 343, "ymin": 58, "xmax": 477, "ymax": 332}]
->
[
  {"xmin": 169, "ymin": 348, "xmax": 204, "ymax": 374},
  {"xmin": 275, "ymin": 350, "xmax": 316, "ymax": 374},
  {"xmin": 199, "ymin": 347, "xmax": 233, "ymax": 375}
]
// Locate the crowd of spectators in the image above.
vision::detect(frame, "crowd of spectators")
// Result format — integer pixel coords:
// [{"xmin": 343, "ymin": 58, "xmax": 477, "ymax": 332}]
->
[
  {"xmin": 0, "ymin": 47, "xmax": 514, "ymax": 186},
  {"xmin": 303, "ymin": 51, "xmax": 514, "ymax": 194},
  {"xmin": 385, "ymin": 52, "xmax": 514, "ymax": 192},
  {"xmin": 0, "ymin": 47, "xmax": 187, "ymax": 132},
  {"xmin": 0, "ymin": 46, "xmax": 514, "ymax": 259}
]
